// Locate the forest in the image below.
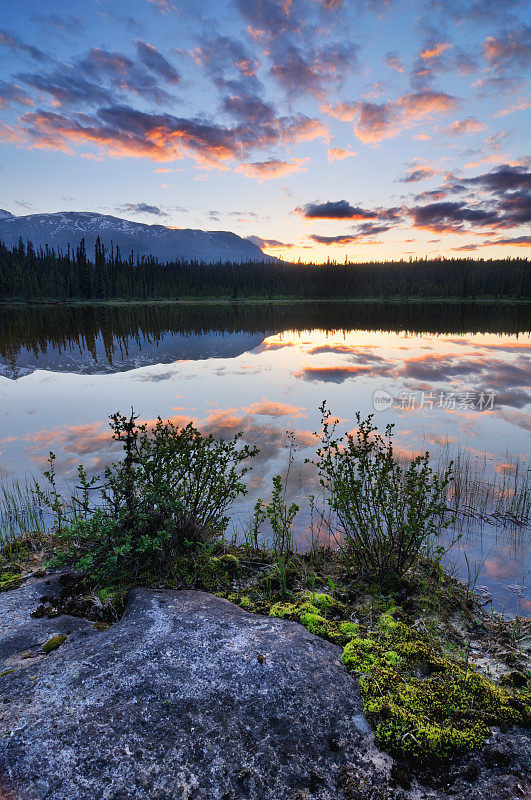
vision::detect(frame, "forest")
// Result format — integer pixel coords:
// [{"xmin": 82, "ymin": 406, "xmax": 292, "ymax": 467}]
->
[{"xmin": 0, "ymin": 237, "xmax": 529, "ymax": 301}]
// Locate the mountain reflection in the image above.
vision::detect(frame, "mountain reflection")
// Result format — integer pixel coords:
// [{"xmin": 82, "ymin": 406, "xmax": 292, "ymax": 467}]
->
[{"xmin": 1, "ymin": 301, "xmax": 529, "ymax": 378}]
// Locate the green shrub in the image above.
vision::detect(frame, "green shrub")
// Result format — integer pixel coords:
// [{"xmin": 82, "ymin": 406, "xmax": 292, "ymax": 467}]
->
[
  {"xmin": 39, "ymin": 411, "xmax": 257, "ymax": 589},
  {"xmin": 312, "ymin": 403, "xmax": 453, "ymax": 583}
]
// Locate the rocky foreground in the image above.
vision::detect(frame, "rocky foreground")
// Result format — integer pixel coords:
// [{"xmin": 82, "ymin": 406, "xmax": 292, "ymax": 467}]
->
[{"xmin": 0, "ymin": 576, "xmax": 529, "ymax": 800}]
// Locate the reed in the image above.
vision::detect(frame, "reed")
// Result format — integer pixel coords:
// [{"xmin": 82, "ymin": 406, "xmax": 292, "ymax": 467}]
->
[{"xmin": 0, "ymin": 478, "xmax": 45, "ymax": 557}]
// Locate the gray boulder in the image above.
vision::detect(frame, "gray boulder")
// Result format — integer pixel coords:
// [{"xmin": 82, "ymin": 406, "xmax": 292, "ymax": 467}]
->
[
  {"xmin": 0, "ymin": 581, "xmax": 404, "ymax": 800},
  {"xmin": 0, "ymin": 580, "xmax": 528, "ymax": 800}
]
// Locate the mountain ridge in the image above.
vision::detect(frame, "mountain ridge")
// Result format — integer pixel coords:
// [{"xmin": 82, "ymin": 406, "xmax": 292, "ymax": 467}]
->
[{"xmin": 0, "ymin": 210, "xmax": 275, "ymax": 263}]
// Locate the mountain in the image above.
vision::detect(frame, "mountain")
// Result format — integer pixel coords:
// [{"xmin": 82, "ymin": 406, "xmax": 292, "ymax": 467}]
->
[{"xmin": 0, "ymin": 210, "xmax": 275, "ymax": 263}]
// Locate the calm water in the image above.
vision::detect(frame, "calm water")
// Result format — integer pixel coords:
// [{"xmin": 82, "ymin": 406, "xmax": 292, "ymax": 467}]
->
[{"xmin": 1, "ymin": 302, "xmax": 529, "ymax": 615}]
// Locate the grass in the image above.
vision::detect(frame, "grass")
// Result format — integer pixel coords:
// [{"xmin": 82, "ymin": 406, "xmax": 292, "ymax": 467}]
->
[
  {"xmin": 439, "ymin": 447, "xmax": 530, "ymax": 526},
  {"xmin": 0, "ymin": 479, "xmax": 45, "ymax": 556}
]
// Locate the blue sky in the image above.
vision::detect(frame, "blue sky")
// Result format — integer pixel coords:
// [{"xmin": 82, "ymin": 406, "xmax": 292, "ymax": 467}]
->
[{"xmin": 0, "ymin": 0, "xmax": 529, "ymax": 260}]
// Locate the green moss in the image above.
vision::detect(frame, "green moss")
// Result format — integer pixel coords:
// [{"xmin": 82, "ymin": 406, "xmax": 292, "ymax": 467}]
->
[
  {"xmin": 0, "ymin": 571, "xmax": 22, "ymax": 592},
  {"xmin": 298, "ymin": 591, "xmax": 346, "ymax": 617},
  {"xmin": 342, "ymin": 622, "xmax": 529, "ymax": 764},
  {"xmin": 269, "ymin": 598, "xmax": 359, "ymax": 646},
  {"xmin": 269, "ymin": 601, "xmax": 300, "ymax": 619},
  {"xmin": 218, "ymin": 554, "xmax": 239, "ymax": 574},
  {"xmin": 339, "ymin": 621, "xmax": 360, "ymax": 637},
  {"xmin": 42, "ymin": 634, "xmax": 67, "ymax": 654}
]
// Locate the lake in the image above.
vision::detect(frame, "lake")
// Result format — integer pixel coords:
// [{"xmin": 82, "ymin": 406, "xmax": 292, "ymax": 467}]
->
[{"xmin": 1, "ymin": 301, "xmax": 529, "ymax": 616}]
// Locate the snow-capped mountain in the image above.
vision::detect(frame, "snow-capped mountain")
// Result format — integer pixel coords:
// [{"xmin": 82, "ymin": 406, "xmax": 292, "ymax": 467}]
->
[{"xmin": 0, "ymin": 210, "xmax": 275, "ymax": 263}]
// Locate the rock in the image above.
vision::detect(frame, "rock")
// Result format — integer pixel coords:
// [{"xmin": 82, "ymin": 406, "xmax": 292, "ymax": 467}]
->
[
  {"xmin": 0, "ymin": 583, "xmax": 400, "ymax": 800},
  {"xmin": 0, "ymin": 580, "xmax": 529, "ymax": 800}
]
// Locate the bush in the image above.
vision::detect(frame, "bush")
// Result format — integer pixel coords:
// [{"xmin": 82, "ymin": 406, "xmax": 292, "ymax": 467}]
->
[
  {"xmin": 312, "ymin": 403, "xmax": 453, "ymax": 583},
  {"xmin": 39, "ymin": 411, "xmax": 257, "ymax": 588}
]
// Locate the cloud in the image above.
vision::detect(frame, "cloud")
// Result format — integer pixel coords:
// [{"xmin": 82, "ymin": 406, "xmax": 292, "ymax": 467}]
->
[
  {"xmin": 443, "ymin": 117, "xmax": 487, "ymax": 135},
  {"xmin": 466, "ymin": 164, "xmax": 531, "ymax": 193},
  {"xmin": 247, "ymin": 236, "xmax": 294, "ymax": 248},
  {"xmin": 241, "ymin": 400, "xmax": 305, "ymax": 417},
  {"xmin": 409, "ymin": 200, "xmax": 499, "ymax": 233},
  {"xmin": 494, "ymin": 100, "xmax": 531, "ymax": 117},
  {"xmin": 119, "ymin": 202, "xmax": 167, "ymax": 216},
  {"xmin": 420, "ymin": 42, "xmax": 451, "ymax": 59},
  {"xmin": 309, "ymin": 234, "xmax": 358, "ymax": 244},
  {"xmin": 0, "ymin": 29, "xmax": 46, "ymax": 61},
  {"xmin": 310, "ymin": 223, "xmax": 392, "ymax": 244},
  {"xmin": 269, "ymin": 41, "xmax": 359, "ymax": 98},
  {"xmin": 296, "ymin": 199, "xmax": 377, "ymax": 219},
  {"xmin": 32, "ymin": 14, "xmax": 83, "ymax": 36},
  {"xmin": 235, "ymin": 0, "xmax": 359, "ymax": 99},
  {"xmin": 483, "ymin": 27, "xmax": 531, "ymax": 73},
  {"xmin": 408, "ymin": 164, "xmax": 531, "ymax": 233},
  {"xmin": 79, "ymin": 47, "xmax": 173, "ymax": 104},
  {"xmin": 0, "ymin": 81, "xmax": 34, "ymax": 108},
  {"xmin": 325, "ymin": 90, "xmax": 458, "ymax": 143},
  {"xmin": 135, "ymin": 41, "xmax": 180, "ymax": 84},
  {"xmin": 15, "ymin": 69, "xmax": 114, "ymax": 107},
  {"xmin": 399, "ymin": 165, "xmax": 440, "ymax": 182},
  {"xmin": 222, "ymin": 94, "xmax": 275, "ymax": 124},
  {"xmin": 8, "ymin": 105, "xmax": 327, "ymax": 167},
  {"xmin": 327, "ymin": 146, "xmax": 356, "ymax": 162},
  {"xmin": 295, "ymin": 365, "xmax": 371, "ymax": 383},
  {"xmin": 385, "ymin": 52, "xmax": 404, "ymax": 72},
  {"xmin": 454, "ymin": 235, "xmax": 531, "ymax": 250},
  {"xmin": 192, "ymin": 34, "xmax": 261, "ymax": 98},
  {"xmin": 235, "ymin": 157, "xmax": 309, "ymax": 180}
]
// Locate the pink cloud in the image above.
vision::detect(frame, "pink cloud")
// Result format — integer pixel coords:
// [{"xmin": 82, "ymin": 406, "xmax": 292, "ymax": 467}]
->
[
  {"xmin": 325, "ymin": 91, "xmax": 458, "ymax": 144},
  {"xmin": 327, "ymin": 146, "xmax": 356, "ymax": 162},
  {"xmin": 235, "ymin": 156, "xmax": 309, "ymax": 180}
]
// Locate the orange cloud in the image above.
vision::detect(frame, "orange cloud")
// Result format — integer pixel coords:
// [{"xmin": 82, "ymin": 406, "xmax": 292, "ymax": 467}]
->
[
  {"xmin": 7, "ymin": 108, "xmax": 327, "ymax": 167},
  {"xmin": 325, "ymin": 91, "xmax": 458, "ymax": 144},
  {"xmin": 420, "ymin": 42, "xmax": 451, "ymax": 60},
  {"xmin": 242, "ymin": 400, "xmax": 306, "ymax": 418},
  {"xmin": 235, "ymin": 157, "xmax": 309, "ymax": 181},
  {"xmin": 327, "ymin": 146, "xmax": 356, "ymax": 162},
  {"xmin": 494, "ymin": 101, "xmax": 531, "ymax": 117}
]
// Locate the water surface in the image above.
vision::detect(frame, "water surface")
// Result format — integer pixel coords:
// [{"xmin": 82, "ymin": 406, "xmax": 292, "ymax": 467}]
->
[{"xmin": 1, "ymin": 302, "xmax": 529, "ymax": 615}]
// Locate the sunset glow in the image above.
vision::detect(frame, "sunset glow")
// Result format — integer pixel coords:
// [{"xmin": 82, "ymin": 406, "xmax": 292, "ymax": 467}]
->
[{"xmin": 0, "ymin": 0, "xmax": 529, "ymax": 261}]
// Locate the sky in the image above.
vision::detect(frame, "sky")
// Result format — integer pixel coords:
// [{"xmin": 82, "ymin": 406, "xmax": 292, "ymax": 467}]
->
[{"xmin": 0, "ymin": 0, "xmax": 529, "ymax": 262}]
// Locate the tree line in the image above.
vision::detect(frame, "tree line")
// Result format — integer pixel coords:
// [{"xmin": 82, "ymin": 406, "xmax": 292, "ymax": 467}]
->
[{"xmin": 0, "ymin": 237, "xmax": 529, "ymax": 301}]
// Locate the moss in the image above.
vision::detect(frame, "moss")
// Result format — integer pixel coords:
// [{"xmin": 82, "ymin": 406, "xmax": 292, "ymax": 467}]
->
[
  {"xmin": 0, "ymin": 571, "xmax": 22, "ymax": 592},
  {"xmin": 339, "ymin": 621, "xmax": 360, "ymax": 637},
  {"xmin": 269, "ymin": 601, "xmax": 301, "ymax": 619},
  {"xmin": 499, "ymin": 670, "xmax": 529, "ymax": 689},
  {"xmin": 298, "ymin": 591, "xmax": 347, "ymax": 618},
  {"xmin": 342, "ymin": 621, "xmax": 529, "ymax": 765},
  {"xmin": 42, "ymin": 634, "xmax": 68, "ymax": 654},
  {"xmin": 93, "ymin": 622, "xmax": 110, "ymax": 631},
  {"xmin": 268, "ymin": 598, "xmax": 359, "ymax": 646},
  {"xmin": 218, "ymin": 554, "xmax": 239, "ymax": 574}
]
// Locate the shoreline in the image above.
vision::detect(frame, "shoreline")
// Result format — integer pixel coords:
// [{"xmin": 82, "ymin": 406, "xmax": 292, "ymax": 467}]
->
[{"xmin": 1, "ymin": 296, "xmax": 530, "ymax": 308}]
